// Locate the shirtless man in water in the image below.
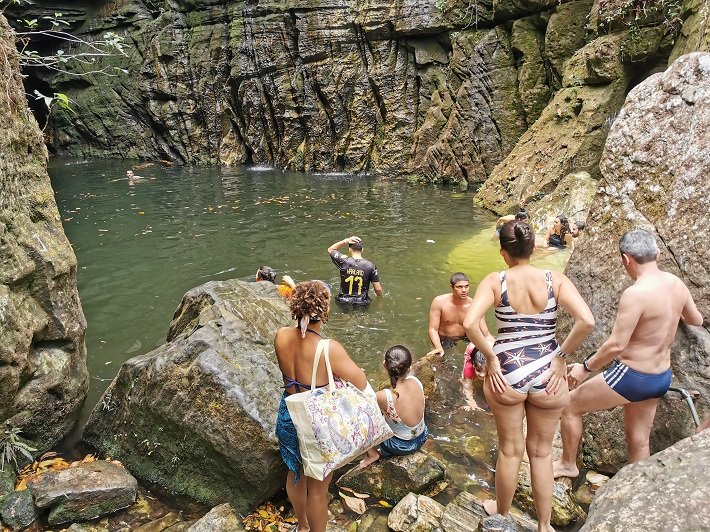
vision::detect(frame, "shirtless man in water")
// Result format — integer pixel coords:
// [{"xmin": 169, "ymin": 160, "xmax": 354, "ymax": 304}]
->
[
  {"xmin": 554, "ymin": 228, "xmax": 703, "ymax": 478},
  {"xmin": 428, "ymin": 273, "xmax": 494, "ymax": 410}
]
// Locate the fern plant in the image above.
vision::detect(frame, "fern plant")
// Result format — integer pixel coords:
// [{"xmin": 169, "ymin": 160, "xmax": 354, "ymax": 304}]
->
[{"xmin": 0, "ymin": 426, "xmax": 36, "ymax": 472}]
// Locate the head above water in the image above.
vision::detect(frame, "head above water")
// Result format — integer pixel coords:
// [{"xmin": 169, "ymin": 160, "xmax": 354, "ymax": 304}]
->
[
  {"xmin": 556, "ymin": 215, "xmax": 571, "ymax": 236},
  {"xmin": 515, "ymin": 209, "xmax": 529, "ymax": 222},
  {"xmin": 619, "ymin": 228, "xmax": 659, "ymax": 264},
  {"xmin": 384, "ymin": 345, "xmax": 413, "ymax": 389},
  {"xmin": 572, "ymin": 220, "xmax": 586, "ymax": 237},
  {"xmin": 450, "ymin": 272, "xmax": 469, "ymax": 286},
  {"xmin": 256, "ymin": 265, "xmax": 276, "ymax": 283},
  {"xmin": 499, "ymin": 220, "xmax": 534, "ymax": 259},
  {"xmin": 449, "ymin": 272, "xmax": 470, "ymax": 299},
  {"xmin": 348, "ymin": 240, "xmax": 363, "ymax": 252},
  {"xmin": 126, "ymin": 170, "xmax": 134, "ymax": 178}
]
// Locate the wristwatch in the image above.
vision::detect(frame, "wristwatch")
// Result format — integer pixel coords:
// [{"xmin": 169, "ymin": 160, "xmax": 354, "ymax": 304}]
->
[{"xmin": 556, "ymin": 351, "xmax": 571, "ymax": 359}]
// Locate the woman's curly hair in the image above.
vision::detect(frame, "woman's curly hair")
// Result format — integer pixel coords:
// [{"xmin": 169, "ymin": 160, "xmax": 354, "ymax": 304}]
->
[{"xmin": 289, "ymin": 280, "xmax": 330, "ymax": 322}]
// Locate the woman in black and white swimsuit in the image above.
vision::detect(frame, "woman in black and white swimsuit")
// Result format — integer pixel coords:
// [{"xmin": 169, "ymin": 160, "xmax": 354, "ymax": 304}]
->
[{"xmin": 464, "ymin": 220, "xmax": 595, "ymax": 532}]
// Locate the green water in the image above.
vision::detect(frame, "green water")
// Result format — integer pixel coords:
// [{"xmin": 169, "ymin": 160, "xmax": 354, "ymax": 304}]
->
[{"xmin": 49, "ymin": 158, "xmax": 571, "ymax": 500}]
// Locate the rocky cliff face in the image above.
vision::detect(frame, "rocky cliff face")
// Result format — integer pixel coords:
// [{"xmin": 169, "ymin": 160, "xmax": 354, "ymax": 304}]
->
[
  {"xmin": 561, "ymin": 51, "xmax": 710, "ymax": 474},
  {"xmin": 16, "ymin": 0, "xmax": 697, "ymax": 197},
  {"xmin": 0, "ymin": 15, "xmax": 88, "ymax": 452}
]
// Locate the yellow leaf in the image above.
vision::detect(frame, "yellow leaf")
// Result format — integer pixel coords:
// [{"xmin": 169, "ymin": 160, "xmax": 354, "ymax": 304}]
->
[
  {"xmin": 379, "ymin": 500, "xmax": 392, "ymax": 508},
  {"xmin": 258, "ymin": 510, "xmax": 270, "ymax": 518},
  {"xmin": 138, "ymin": 211, "xmax": 145, "ymax": 215}
]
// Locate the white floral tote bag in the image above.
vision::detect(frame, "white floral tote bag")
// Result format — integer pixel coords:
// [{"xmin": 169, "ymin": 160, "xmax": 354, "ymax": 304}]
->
[{"xmin": 285, "ymin": 339, "xmax": 394, "ymax": 480}]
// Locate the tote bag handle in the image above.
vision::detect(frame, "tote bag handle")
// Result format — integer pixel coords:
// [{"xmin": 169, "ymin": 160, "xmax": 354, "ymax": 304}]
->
[{"xmin": 310, "ymin": 339, "xmax": 336, "ymax": 393}]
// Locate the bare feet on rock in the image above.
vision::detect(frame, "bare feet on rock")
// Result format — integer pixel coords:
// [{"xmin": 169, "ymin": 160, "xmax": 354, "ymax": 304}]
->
[
  {"xmin": 358, "ymin": 449, "xmax": 380, "ymax": 469},
  {"xmin": 552, "ymin": 459, "xmax": 579, "ymax": 479}
]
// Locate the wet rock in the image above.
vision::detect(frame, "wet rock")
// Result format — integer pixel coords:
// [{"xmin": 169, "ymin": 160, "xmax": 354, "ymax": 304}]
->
[
  {"xmin": 356, "ymin": 508, "xmax": 390, "ymax": 532},
  {"xmin": 514, "ymin": 464, "xmax": 586, "ymax": 526},
  {"xmin": 28, "ymin": 461, "xmax": 137, "ymax": 525},
  {"xmin": 164, "ymin": 521, "xmax": 197, "ymax": 532},
  {"xmin": 585, "ymin": 470, "xmax": 609, "ymax": 491},
  {"xmin": 337, "ymin": 451, "xmax": 445, "ymax": 503},
  {"xmin": 528, "ymin": 170, "xmax": 596, "ymax": 234},
  {"xmin": 134, "ymin": 512, "xmax": 182, "ymax": 532},
  {"xmin": 83, "ymin": 280, "xmax": 291, "ymax": 513},
  {"xmin": 581, "ymin": 430, "xmax": 710, "ymax": 531},
  {"xmin": 560, "ymin": 52, "xmax": 710, "ymax": 474},
  {"xmin": 0, "ymin": 14, "xmax": 88, "ymax": 454},
  {"xmin": 0, "ymin": 468, "xmax": 16, "ymax": 502},
  {"xmin": 186, "ymin": 503, "xmax": 244, "ymax": 532},
  {"xmin": 544, "ymin": 0, "xmax": 594, "ymax": 80},
  {"xmin": 387, "ymin": 492, "xmax": 444, "ymax": 531},
  {"xmin": 671, "ymin": 0, "xmax": 710, "ymax": 61},
  {"xmin": 0, "ymin": 489, "xmax": 38, "ymax": 531}
]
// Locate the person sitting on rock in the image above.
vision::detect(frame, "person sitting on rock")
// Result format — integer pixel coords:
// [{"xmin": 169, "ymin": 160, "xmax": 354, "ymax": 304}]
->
[
  {"xmin": 359, "ymin": 345, "xmax": 428, "ymax": 468},
  {"xmin": 256, "ymin": 265, "xmax": 296, "ymax": 298},
  {"xmin": 545, "ymin": 215, "xmax": 573, "ymax": 248}
]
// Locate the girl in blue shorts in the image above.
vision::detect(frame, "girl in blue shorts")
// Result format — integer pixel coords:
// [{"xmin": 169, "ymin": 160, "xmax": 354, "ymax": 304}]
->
[{"xmin": 359, "ymin": 345, "xmax": 428, "ymax": 468}]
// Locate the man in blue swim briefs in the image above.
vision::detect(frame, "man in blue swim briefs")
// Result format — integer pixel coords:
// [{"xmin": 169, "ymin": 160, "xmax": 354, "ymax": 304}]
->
[{"xmin": 553, "ymin": 229, "xmax": 703, "ymax": 478}]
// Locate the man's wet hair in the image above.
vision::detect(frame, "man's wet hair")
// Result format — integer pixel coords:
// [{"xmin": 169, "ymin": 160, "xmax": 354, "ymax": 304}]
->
[
  {"xmin": 348, "ymin": 240, "xmax": 363, "ymax": 251},
  {"xmin": 500, "ymin": 220, "xmax": 534, "ymax": 259},
  {"xmin": 574, "ymin": 220, "xmax": 586, "ymax": 231},
  {"xmin": 619, "ymin": 228, "xmax": 659, "ymax": 264},
  {"xmin": 450, "ymin": 272, "xmax": 469, "ymax": 285},
  {"xmin": 515, "ymin": 209, "xmax": 529, "ymax": 221},
  {"xmin": 256, "ymin": 265, "xmax": 276, "ymax": 283}
]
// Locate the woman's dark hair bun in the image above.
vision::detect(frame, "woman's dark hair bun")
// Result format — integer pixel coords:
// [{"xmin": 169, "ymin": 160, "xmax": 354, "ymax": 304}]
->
[{"xmin": 514, "ymin": 222, "xmax": 533, "ymax": 242}]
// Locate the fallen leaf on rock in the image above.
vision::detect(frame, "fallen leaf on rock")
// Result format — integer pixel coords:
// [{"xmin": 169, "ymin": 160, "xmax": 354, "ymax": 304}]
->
[{"xmin": 339, "ymin": 492, "xmax": 366, "ymax": 514}]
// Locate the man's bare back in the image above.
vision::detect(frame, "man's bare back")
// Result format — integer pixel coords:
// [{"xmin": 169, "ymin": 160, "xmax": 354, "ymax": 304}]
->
[{"xmin": 618, "ymin": 271, "xmax": 697, "ymax": 373}]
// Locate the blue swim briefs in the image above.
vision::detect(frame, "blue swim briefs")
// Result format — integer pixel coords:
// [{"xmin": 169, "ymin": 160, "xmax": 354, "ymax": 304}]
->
[{"xmin": 603, "ymin": 360, "xmax": 671, "ymax": 402}]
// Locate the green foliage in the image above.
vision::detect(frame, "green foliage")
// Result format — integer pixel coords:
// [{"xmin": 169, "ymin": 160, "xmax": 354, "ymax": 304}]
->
[
  {"xmin": 435, "ymin": 0, "xmax": 482, "ymax": 29},
  {"xmin": 0, "ymin": 425, "xmax": 37, "ymax": 473},
  {"xmin": 599, "ymin": 0, "xmax": 685, "ymax": 36}
]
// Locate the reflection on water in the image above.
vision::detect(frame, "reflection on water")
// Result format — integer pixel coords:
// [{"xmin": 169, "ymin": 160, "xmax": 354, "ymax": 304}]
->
[{"xmin": 49, "ymin": 159, "xmax": 570, "ymax": 503}]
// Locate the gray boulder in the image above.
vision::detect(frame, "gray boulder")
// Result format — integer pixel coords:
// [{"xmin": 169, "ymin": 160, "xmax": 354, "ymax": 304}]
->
[
  {"xmin": 28, "ymin": 460, "xmax": 137, "ymax": 525},
  {"xmin": 387, "ymin": 492, "xmax": 444, "ymax": 532},
  {"xmin": 514, "ymin": 463, "xmax": 586, "ymax": 526},
  {"xmin": 336, "ymin": 451, "xmax": 446, "ymax": 503},
  {"xmin": 561, "ymin": 52, "xmax": 710, "ymax": 474},
  {"xmin": 186, "ymin": 503, "xmax": 245, "ymax": 532},
  {"xmin": 0, "ymin": 14, "xmax": 87, "ymax": 453},
  {"xmin": 0, "ymin": 490, "xmax": 37, "ymax": 531},
  {"xmin": 440, "ymin": 491, "xmax": 537, "ymax": 532},
  {"xmin": 580, "ymin": 429, "xmax": 710, "ymax": 531},
  {"xmin": 83, "ymin": 280, "xmax": 291, "ymax": 513}
]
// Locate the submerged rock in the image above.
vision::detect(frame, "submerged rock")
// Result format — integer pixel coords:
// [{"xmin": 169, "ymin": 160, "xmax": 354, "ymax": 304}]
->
[
  {"xmin": 83, "ymin": 280, "xmax": 291, "ymax": 513},
  {"xmin": 0, "ymin": 14, "xmax": 88, "ymax": 454},
  {"xmin": 0, "ymin": 489, "xmax": 37, "ymax": 531},
  {"xmin": 28, "ymin": 461, "xmax": 137, "ymax": 525},
  {"xmin": 387, "ymin": 492, "xmax": 444, "ymax": 532},
  {"xmin": 336, "ymin": 451, "xmax": 446, "ymax": 503},
  {"xmin": 581, "ymin": 430, "xmax": 710, "ymax": 531},
  {"xmin": 561, "ymin": 52, "xmax": 710, "ymax": 474}
]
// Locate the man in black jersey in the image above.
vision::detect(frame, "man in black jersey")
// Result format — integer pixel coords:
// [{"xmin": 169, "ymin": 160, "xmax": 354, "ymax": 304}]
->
[{"xmin": 327, "ymin": 235, "xmax": 383, "ymax": 305}]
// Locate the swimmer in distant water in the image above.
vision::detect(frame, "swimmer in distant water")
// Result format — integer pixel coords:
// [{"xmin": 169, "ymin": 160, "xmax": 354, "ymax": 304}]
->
[
  {"xmin": 256, "ymin": 265, "xmax": 296, "ymax": 298},
  {"xmin": 126, "ymin": 170, "xmax": 146, "ymax": 184},
  {"xmin": 496, "ymin": 208, "xmax": 529, "ymax": 234}
]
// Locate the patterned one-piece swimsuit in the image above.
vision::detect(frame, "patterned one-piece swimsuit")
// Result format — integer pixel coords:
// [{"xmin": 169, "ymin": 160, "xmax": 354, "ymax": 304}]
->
[{"xmin": 494, "ymin": 270, "xmax": 560, "ymax": 394}]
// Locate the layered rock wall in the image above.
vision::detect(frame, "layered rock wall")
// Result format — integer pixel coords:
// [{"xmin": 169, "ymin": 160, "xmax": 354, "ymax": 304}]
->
[
  {"xmin": 0, "ymin": 15, "xmax": 88, "ymax": 451},
  {"xmin": 21, "ymin": 0, "xmax": 693, "ymax": 193}
]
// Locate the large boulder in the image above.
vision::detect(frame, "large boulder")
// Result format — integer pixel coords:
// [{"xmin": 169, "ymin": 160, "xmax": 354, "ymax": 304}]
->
[
  {"xmin": 0, "ymin": 14, "xmax": 88, "ymax": 453},
  {"xmin": 83, "ymin": 280, "xmax": 291, "ymax": 513},
  {"xmin": 561, "ymin": 52, "xmax": 710, "ymax": 474},
  {"xmin": 28, "ymin": 461, "xmax": 137, "ymax": 525},
  {"xmin": 186, "ymin": 503, "xmax": 245, "ymax": 532},
  {"xmin": 0, "ymin": 490, "xmax": 37, "ymax": 531},
  {"xmin": 580, "ymin": 429, "xmax": 710, "ymax": 531}
]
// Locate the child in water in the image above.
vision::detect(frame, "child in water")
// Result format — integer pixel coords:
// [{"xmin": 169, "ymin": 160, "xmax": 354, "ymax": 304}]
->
[{"xmin": 359, "ymin": 345, "xmax": 428, "ymax": 468}]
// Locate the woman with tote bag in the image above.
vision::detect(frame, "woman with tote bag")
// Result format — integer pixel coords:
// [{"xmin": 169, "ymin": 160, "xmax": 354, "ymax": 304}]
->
[{"xmin": 274, "ymin": 280, "xmax": 368, "ymax": 532}]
